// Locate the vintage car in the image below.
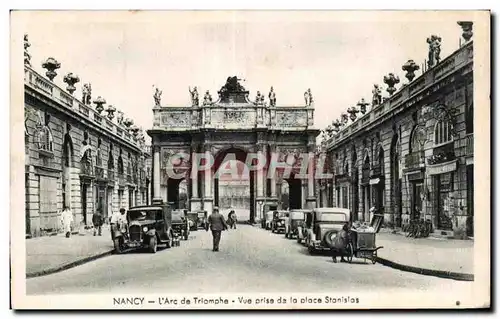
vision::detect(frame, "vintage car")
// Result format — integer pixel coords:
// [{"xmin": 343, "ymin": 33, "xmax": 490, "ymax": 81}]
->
[
  {"xmin": 304, "ymin": 207, "xmax": 351, "ymax": 253},
  {"xmin": 284, "ymin": 209, "xmax": 308, "ymax": 239},
  {"xmin": 112, "ymin": 204, "xmax": 176, "ymax": 254},
  {"xmin": 264, "ymin": 211, "xmax": 274, "ymax": 230},
  {"xmin": 195, "ymin": 210, "xmax": 208, "ymax": 230},
  {"xmin": 297, "ymin": 210, "xmax": 314, "ymax": 244},
  {"xmin": 185, "ymin": 211, "xmax": 199, "ymax": 231},
  {"xmin": 171, "ymin": 209, "xmax": 190, "ymax": 240},
  {"xmin": 271, "ymin": 210, "xmax": 290, "ymax": 233}
]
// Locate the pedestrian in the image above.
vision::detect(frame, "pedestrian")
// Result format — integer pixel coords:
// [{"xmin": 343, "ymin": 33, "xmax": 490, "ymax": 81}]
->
[
  {"xmin": 92, "ymin": 208, "xmax": 104, "ymax": 236},
  {"xmin": 227, "ymin": 210, "xmax": 237, "ymax": 229},
  {"xmin": 110, "ymin": 208, "xmax": 127, "ymax": 239},
  {"xmin": 207, "ymin": 206, "xmax": 228, "ymax": 252},
  {"xmin": 60, "ymin": 206, "xmax": 73, "ymax": 238},
  {"xmin": 332, "ymin": 222, "xmax": 350, "ymax": 263}
]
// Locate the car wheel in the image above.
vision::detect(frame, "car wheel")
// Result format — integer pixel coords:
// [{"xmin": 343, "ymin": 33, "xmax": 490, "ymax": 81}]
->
[
  {"xmin": 149, "ymin": 236, "xmax": 157, "ymax": 253},
  {"xmin": 323, "ymin": 230, "xmax": 338, "ymax": 249},
  {"xmin": 113, "ymin": 238, "xmax": 123, "ymax": 254}
]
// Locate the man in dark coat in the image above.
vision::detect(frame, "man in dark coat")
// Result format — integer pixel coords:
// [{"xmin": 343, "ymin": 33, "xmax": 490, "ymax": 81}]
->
[
  {"xmin": 207, "ymin": 207, "xmax": 228, "ymax": 252},
  {"xmin": 92, "ymin": 209, "xmax": 104, "ymax": 236}
]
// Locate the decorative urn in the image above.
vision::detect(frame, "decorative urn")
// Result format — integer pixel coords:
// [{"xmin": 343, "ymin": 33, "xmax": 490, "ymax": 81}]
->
[
  {"xmin": 357, "ymin": 98, "xmax": 370, "ymax": 114},
  {"xmin": 93, "ymin": 96, "xmax": 106, "ymax": 114},
  {"xmin": 457, "ymin": 21, "xmax": 473, "ymax": 42},
  {"xmin": 340, "ymin": 113, "xmax": 349, "ymax": 125},
  {"xmin": 41, "ymin": 57, "xmax": 61, "ymax": 81},
  {"xmin": 347, "ymin": 106, "xmax": 360, "ymax": 122},
  {"xmin": 131, "ymin": 125, "xmax": 140, "ymax": 137},
  {"xmin": 402, "ymin": 60, "xmax": 420, "ymax": 82},
  {"xmin": 106, "ymin": 105, "xmax": 116, "ymax": 120},
  {"xmin": 63, "ymin": 72, "xmax": 80, "ymax": 95},
  {"xmin": 123, "ymin": 118, "xmax": 134, "ymax": 128},
  {"xmin": 383, "ymin": 73, "xmax": 400, "ymax": 96},
  {"xmin": 332, "ymin": 119, "xmax": 341, "ymax": 132}
]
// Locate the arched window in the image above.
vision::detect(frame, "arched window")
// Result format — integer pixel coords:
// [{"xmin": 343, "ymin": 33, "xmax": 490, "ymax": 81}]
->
[
  {"xmin": 35, "ymin": 126, "xmax": 53, "ymax": 152},
  {"xmin": 410, "ymin": 125, "xmax": 426, "ymax": 153},
  {"xmin": 434, "ymin": 120, "xmax": 453, "ymax": 145}
]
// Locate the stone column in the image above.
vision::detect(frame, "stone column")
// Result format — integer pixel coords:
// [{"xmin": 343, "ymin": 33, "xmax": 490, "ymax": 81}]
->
[
  {"xmin": 254, "ymin": 143, "xmax": 265, "ymax": 223},
  {"xmin": 202, "ymin": 144, "xmax": 213, "ymax": 213},
  {"xmin": 152, "ymin": 146, "xmax": 162, "ymax": 203},
  {"xmin": 190, "ymin": 144, "xmax": 202, "ymax": 211},
  {"xmin": 306, "ymin": 148, "xmax": 316, "ymax": 209}
]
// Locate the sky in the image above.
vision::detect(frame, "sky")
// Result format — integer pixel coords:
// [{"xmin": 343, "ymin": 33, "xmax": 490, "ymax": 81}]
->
[{"xmin": 17, "ymin": 11, "xmax": 471, "ymax": 144}]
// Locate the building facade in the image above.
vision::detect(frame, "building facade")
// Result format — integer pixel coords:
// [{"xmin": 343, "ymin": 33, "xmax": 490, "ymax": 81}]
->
[
  {"xmin": 24, "ymin": 35, "xmax": 151, "ymax": 237},
  {"xmin": 321, "ymin": 23, "xmax": 474, "ymax": 238}
]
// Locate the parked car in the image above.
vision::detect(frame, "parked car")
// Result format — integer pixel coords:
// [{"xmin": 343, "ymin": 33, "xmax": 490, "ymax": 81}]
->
[
  {"xmin": 171, "ymin": 209, "xmax": 190, "ymax": 240},
  {"xmin": 112, "ymin": 204, "xmax": 176, "ymax": 254},
  {"xmin": 185, "ymin": 211, "xmax": 199, "ymax": 231},
  {"xmin": 195, "ymin": 210, "xmax": 208, "ymax": 230},
  {"xmin": 264, "ymin": 211, "xmax": 274, "ymax": 230},
  {"xmin": 297, "ymin": 210, "xmax": 314, "ymax": 244},
  {"xmin": 285, "ymin": 209, "xmax": 308, "ymax": 239},
  {"xmin": 304, "ymin": 207, "xmax": 351, "ymax": 253},
  {"xmin": 271, "ymin": 210, "xmax": 289, "ymax": 233}
]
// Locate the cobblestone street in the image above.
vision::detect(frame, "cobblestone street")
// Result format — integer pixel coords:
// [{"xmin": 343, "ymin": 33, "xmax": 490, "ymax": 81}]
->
[{"xmin": 27, "ymin": 225, "xmax": 473, "ymax": 295}]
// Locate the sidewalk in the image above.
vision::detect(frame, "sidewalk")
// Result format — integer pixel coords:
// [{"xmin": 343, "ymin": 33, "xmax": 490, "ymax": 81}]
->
[
  {"xmin": 376, "ymin": 231, "xmax": 474, "ymax": 279},
  {"xmin": 26, "ymin": 225, "xmax": 115, "ymax": 278}
]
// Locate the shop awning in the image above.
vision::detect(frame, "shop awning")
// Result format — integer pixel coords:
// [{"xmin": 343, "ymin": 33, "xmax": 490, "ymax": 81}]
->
[{"xmin": 369, "ymin": 178, "xmax": 380, "ymax": 185}]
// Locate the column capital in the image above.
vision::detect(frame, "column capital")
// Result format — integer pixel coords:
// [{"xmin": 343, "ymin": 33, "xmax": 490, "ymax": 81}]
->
[{"xmin": 152, "ymin": 145, "xmax": 161, "ymax": 153}]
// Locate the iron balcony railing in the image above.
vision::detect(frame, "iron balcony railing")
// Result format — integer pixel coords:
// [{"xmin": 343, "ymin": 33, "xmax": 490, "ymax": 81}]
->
[{"xmin": 405, "ymin": 151, "xmax": 425, "ymax": 170}]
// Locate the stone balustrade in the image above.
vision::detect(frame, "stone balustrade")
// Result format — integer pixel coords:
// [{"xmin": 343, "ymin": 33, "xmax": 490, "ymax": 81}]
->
[{"xmin": 326, "ymin": 41, "xmax": 473, "ymax": 149}]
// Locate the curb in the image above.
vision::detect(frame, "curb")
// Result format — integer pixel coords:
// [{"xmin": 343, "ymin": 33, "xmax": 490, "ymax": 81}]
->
[
  {"xmin": 376, "ymin": 256, "xmax": 474, "ymax": 281},
  {"xmin": 26, "ymin": 250, "xmax": 114, "ymax": 279}
]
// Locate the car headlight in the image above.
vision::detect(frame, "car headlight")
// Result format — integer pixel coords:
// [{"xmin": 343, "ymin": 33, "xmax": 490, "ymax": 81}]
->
[{"xmin": 143, "ymin": 227, "xmax": 148, "ymax": 232}]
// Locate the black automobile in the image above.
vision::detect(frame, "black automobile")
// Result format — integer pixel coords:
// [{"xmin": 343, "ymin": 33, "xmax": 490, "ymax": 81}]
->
[
  {"xmin": 271, "ymin": 210, "xmax": 289, "ymax": 234},
  {"xmin": 171, "ymin": 209, "xmax": 190, "ymax": 240},
  {"xmin": 112, "ymin": 204, "xmax": 176, "ymax": 254}
]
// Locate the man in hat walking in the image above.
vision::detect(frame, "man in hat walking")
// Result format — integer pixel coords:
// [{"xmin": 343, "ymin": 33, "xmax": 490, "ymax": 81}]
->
[{"xmin": 207, "ymin": 207, "xmax": 228, "ymax": 252}]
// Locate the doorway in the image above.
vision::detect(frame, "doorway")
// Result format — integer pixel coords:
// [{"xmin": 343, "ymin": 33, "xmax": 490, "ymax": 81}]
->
[
  {"xmin": 411, "ymin": 182, "xmax": 423, "ymax": 220},
  {"xmin": 81, "ymin": 183, "xmax": 88, "ymax": 225}
]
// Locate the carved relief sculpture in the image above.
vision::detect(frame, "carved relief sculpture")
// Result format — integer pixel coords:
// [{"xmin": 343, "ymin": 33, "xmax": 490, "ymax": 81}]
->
[
  {"xmin": 427, "ymin": 35, "xmax": 442, "ymax": 68},
  {"xmin": 63, "ymin": 72, "xmax": 80, "ymax": 95},
  {"xmin": 268, "ymin": 86, "xmax": 276, "ymax": 106},
  {"xmin": 189, "ymin": 86, "xmax": 199, "ymax": 106},
  {"xmin": 154, "ymin": 87, "xmax": 162, "ymax": 106},
  {"xmin": 372, "ymin": 84, "xmax": 382, "ymax": 106}
]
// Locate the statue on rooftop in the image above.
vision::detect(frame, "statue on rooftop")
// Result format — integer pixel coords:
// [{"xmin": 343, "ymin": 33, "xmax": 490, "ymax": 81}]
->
[
  {"xmin": 268, "ymin": 86, "xmax": 276, "ymax": 106},
  {"xmin": 304, "ymin": 88, "xmax": 313, "ymax": 106},
  {"xmin": 203, "ymin": 90, "xmax": 213, "ymax": 106},
  {"xmin": 189, "ymin": 86, "xmax": 199, "ymax": 106},
  {"xmin": 427, "ymin": 35, "xmax": 442, "ymax": 68},
  {"xmin": 154, "ymin": 87, "xmax": 162, "ymax": 106},
  {"xmin": 82, "ymin": 83, "xmax": 92, "ymax": 105},
  {"xmin": 372, "ymin": 84, "xmax": 382, "ymax": 107}
]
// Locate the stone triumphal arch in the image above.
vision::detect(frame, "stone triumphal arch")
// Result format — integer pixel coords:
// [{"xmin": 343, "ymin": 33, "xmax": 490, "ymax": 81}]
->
[{"xmin": 147, "ymin": 77, "xmax": 320, "ymax": 222}]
